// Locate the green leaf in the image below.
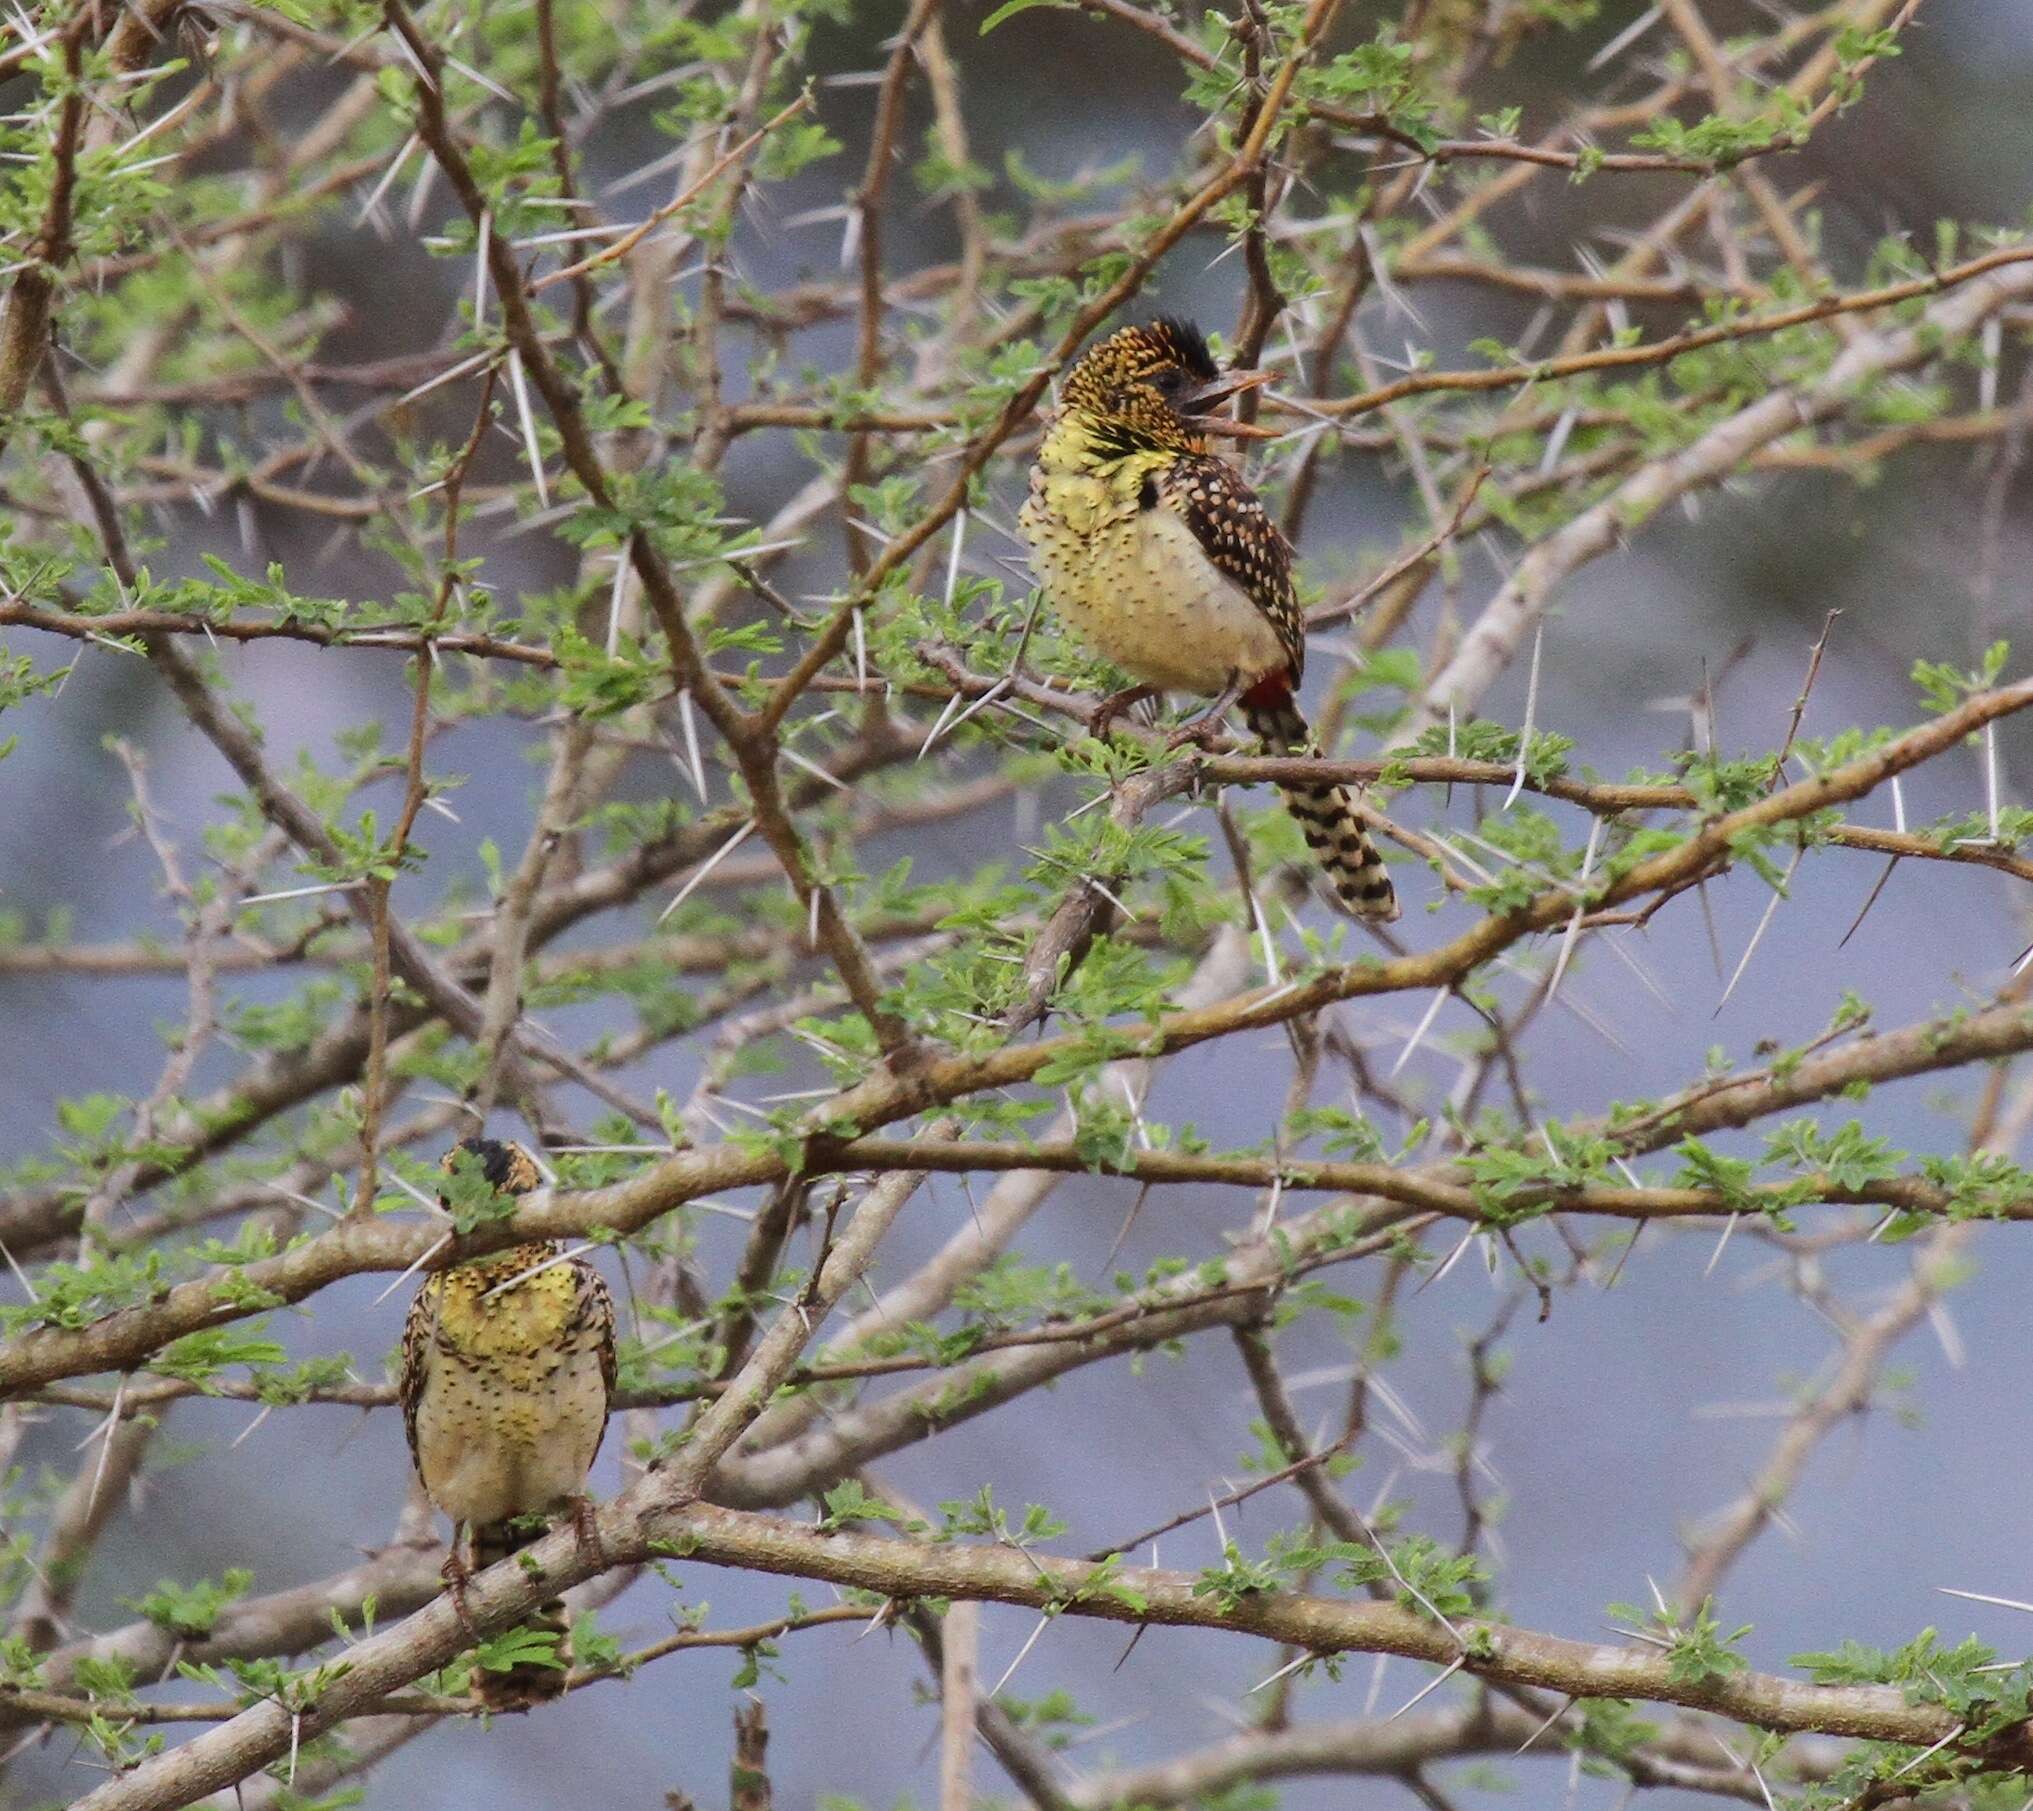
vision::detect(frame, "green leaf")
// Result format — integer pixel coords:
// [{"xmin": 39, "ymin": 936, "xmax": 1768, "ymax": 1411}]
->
[{"xmin": 979, "ymin": 0, "xmax": 1063, "ymax": 32}]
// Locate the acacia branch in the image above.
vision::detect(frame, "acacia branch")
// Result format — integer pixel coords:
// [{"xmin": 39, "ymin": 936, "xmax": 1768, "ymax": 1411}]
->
[
  {"xmin": 7, "ymin": 679, "xmax": 2033, "ymax": 1397},
  {"xmin": 65, "ymin": 1497, "xmax": 1975, "ymax": 1811},
  {"xmin": 1402, "ymin": 250, "xmax": 2033, "ymax": 739}
]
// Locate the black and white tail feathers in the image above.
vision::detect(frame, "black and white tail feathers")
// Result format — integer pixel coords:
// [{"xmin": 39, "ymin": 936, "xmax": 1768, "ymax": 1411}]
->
[
  {"xmin": 469, "ymin": 1517, "xmax": 571, "ymax": 1711},
  {"xmin": 1240, "ymin": 682, "xmax": 1399, "ymax": 923}
]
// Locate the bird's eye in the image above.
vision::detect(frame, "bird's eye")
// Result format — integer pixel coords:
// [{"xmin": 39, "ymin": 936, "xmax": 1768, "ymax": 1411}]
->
[{"xmin": 1151, "ymin": 367, "xmax": 1184, "ymax": 397}]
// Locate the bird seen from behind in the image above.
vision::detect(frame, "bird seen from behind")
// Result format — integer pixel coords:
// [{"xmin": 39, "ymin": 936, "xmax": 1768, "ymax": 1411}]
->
[
  {"xmin": 1019, "ymin": 316, "xmax": 1399, "ymax": 921},
  {"xmin": 399, "ymin": 1136, "xmax": 616, "ymax": 1711}
]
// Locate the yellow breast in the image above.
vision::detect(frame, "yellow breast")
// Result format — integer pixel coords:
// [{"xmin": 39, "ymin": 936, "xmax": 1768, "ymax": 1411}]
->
[
  {"xmin": 1021, "ymin": 435, "xmax": 1288, "ymax": 697},
  {"xmin": 432, "ymin": 1248, "xmax": 580, "ymax": 1377},
  {"xmin": 408, "ymin": 1248, "xmax": 611, "ymax": 1527}
]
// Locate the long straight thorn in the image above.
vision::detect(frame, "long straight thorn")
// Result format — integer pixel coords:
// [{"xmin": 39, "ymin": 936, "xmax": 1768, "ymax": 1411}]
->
[
  {"xmin": 989, "ymin": 1615, "xmax": 1050, "ymax": 1697},
  {"xmin": 1390, "ymin": 987, "xmax": 1448, "ymax": 1077},
  {"xmin": 506, "ymin": 349, "xmax": 549, "ymax": 508},
  {"xmin": 373, "ymin": 1232, "xmax": 453, "ymax": 1306},
  {"xmin": 676, "ymin": 687, "xmax": 708, "ymax": 800},
  {"xmin": 658, "ymin": 819, "xmax": 756, "ymax": 922},
  {"xmin": 1503, "ymin": 621, "xmax": 1544, "ymax": 811},
  {"xmin": 1516, "ymin": 1693, "xmax": 1577, "ymax": 1753},
  {"xmin": 1384, "ymin": 1655, "xmax": 1466, "ymax": 1723}
]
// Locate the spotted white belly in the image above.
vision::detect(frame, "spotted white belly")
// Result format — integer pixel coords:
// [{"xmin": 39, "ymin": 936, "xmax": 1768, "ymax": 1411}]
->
[
  {"xmin": 1022, "ymin": 482, "xmax": 1287, "ymax": 696},
  {"xmin": 410, "ymin": 1346, "xmax": 608, "ymax": 1528}
]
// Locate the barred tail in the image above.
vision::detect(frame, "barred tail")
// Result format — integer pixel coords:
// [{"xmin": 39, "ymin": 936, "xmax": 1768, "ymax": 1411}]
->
[
  {"xmin": 470, "ymin": 1518, "xmax": 570, "ymax": 1711},
  {"xmin": 1241, "ymin": 680, "xmax": 1399, "ymax": 923}
]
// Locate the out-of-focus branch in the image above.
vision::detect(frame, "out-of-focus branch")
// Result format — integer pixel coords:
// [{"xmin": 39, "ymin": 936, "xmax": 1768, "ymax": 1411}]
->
[
  {"xmin": 63, "ymin": 1495, "xmax": 1977, "ymax": 1811},
  {"xmin": 1401, "ymin": 250, "xmax": 2033, "ymax": 740}
]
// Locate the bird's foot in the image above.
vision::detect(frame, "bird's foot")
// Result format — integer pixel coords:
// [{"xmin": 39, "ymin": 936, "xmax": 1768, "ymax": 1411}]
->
[
  {"xmin": 1162, "ymin": 674, "xmax": 1247, "ymax": 751},
  {"xmin": 566, "ymin": 1495, "xmax": 608, "ymax": 1570},
  {"xmin": 1163, "ymin": 711, "xmax": 1232, "ymax": 753},
  {"xmin": 1087, "ymin": 684, "xmax": 1157, "ymax": 744},
  {"xmin": 441, "ymin": 1550, "xmax": 482, "ymax": 1646}
]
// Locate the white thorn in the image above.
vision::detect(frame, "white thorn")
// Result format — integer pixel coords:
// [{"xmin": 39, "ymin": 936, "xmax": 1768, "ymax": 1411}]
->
[
  {"xmin": 1390, "ymin": 987, "xmax": 1448, "ymax": 1077},
  {"xmin": 659, "ymin": 819, "xmax": 757, "ymax": 923}
]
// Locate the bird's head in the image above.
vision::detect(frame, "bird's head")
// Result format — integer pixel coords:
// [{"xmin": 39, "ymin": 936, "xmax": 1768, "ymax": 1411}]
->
[
  {"xmin": 438, "ymin": 1136, "xmax": 541, "ymax": 1202},
  {"xmin": 1057, "ymin": 317, "xmax": 1277, "ymax": 453}
]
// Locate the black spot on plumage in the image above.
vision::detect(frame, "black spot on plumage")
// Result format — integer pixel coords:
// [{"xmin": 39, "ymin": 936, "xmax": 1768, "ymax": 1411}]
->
[{"xmin": 1137, "ymin": 474, "xmax": 1157, "ymax": 512}]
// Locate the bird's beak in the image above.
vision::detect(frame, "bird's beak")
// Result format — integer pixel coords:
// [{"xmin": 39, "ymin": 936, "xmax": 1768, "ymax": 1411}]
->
[{"xmin": 1180, "ymin": 368, "xmax": 1282, "ymax": 440}]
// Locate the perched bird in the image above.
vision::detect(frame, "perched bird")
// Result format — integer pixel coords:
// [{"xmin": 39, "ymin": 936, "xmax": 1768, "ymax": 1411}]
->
[
  {"xmin": 400, "ymin": 1137, "xmax": 615, "ymax": 1710},
  {"xmin": 1019, "ymin": 316, "xmax": 1399, "ymax": 922}
]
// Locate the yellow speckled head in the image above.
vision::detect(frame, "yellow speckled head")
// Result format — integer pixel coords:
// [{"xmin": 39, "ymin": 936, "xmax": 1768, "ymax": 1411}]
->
[
  {"xmin": 1059, "ymin": 317, "xmax": 1224, "ymax": 455},
  {"xmin": 426, "ymin": 1137, "xmax": 567, "ymax": 1342},
  {"xmin": 439, "ymin": 1136, "xmax": 541, "ymax": 1202}
]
